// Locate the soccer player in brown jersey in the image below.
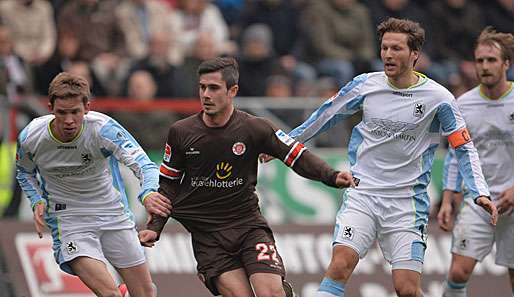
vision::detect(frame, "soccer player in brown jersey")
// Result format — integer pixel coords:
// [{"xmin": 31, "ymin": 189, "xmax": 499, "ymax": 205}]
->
[{"xmin": 138, "ymin": 57, "xmax": 355, "ymax": 297}]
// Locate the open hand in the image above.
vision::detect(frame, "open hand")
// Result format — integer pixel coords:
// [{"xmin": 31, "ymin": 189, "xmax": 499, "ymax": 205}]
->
[
  {"xmin": 143, "ymin": 192, "xmax": 172, "ymax": 217},
  {"xmin": 33, "ymin": 202, "xmax": 46, "ymax": 238},
  {"xmin": 437, "ymin": 202, "xmax": 454, "ymax": 231},
  {"xmin": 476, "ymin": 196, "xmax": 498, "ymax": 226}
]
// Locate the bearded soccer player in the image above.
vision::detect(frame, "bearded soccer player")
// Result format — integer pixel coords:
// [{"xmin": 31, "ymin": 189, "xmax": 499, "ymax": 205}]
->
[
  {"xmin": 281, "ymin": 18, "xmax": 498, "ymax": 297},
  {"xmin": 438, "ymin": 27, "xmax": 514, "ymax": 297},
  {"xmin": 138, "ymin": 57, "xmax": 355, "ymax": 297},
  {"xmin": 16, "ymin": 72, "xmax": 170, "ymax": 297}
]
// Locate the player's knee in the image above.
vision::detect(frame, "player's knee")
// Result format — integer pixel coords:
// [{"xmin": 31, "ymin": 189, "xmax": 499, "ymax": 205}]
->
[
  {"xmin": 326, "ymin": 256, "xmax": 355, "ymax": 282},
  {"xmin": 394, "ymin": 282, "xmax": 418, "ymax": 297},
  {"xmin": 449, "ymin": 264, "xmax": 473, "ymax": 283},
  {"xmin": 257, "ymin": 282, "xmax": 286, "ymax": 297}
]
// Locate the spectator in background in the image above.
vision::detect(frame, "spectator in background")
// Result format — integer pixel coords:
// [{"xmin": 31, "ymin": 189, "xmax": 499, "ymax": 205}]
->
[
  {"xmin": 237, "ymin": 24, "xmax": 282, "ymax": 97},
  {"xmin": 116, "ymin": 0, "xmax": 183, "ymax": 65},
  {"xmin": 265, "ymin": 75, "xmax": 308, "ymax": 129},
  {"xmin": 427, "ymin": 0, "xmax": 484, "ymax": 85},
  {"xmin": 482, "ymin": 0, "xmax": 514, "ymax": 35},
  {"xmin": 114, "ymin": 69, "xmax": 172, "ymax": 150},
  {"xmin": 67, "ymin": 61, "xmax": 107, "ymax": 98},
  {"xmin": 58, "ymin": 0, "xmax": 126, "ymax": 63},
  {"xmin": 175, "ymin": 32, "xmax": 218, "ymax": 98},
  {"xmin": 301, "ymin": 0, "xmax": 375, "ymax": 84},
  {"xmin": 125, "ymin": 32, "xmax": 179, "ymax": 98},
  {"xmin": 213, "ymin": 0, "xmax": 244, "ymax": 30},
  {"xmin": 0, "ymin": 0, "xmax": 56, "ymax": 66},
  {"xmin": 175, "ymin": 0, "xmax": 235, "ymax": 58},
  {"xmin": 238, "ymin": 0, "xmax": 317, "ymax": 96},
  {"xmin": 265, "ymin": 75, "xmax": 293, "ymax": 98},
  {"xmin": 239, "ymin": 0, "xmax": 301, "ymax": 58},
  {"xmin": 34, "ymin": 30, "xmax": 80, "ymax": 95},
  {"xmin": 0, "ymin": 26, "xmax": 32, "ymax": 99},
  {"xmin": 367, "ymin": 0, "xmax": 426, "ymax": 32},
  {"xmin": 127, "ymin": 70, "xmax": 157, "ymax": 101},
  {"xmin": 58, "ymin": 0, "xmax": 128, "ymax": 96}
]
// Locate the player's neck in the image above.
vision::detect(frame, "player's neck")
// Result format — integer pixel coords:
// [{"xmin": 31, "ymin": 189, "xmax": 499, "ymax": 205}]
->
[
  {"xmin": 388, "ymin": 71, "xmax": 419, "ymax": 89},
  {"xmin": 480, "ymin": 80, "xmax": 512, "ymax": 100},
  {"xmin": 203, "ymin": 105, "xmax": 234, "ymax": 127}
]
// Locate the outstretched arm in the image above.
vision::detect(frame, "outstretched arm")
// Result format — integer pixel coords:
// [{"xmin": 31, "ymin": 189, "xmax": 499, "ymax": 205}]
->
[
  {"xmin": 438, "ymin": 149, "xmax": 463, "ymax": 231},
  {"xmin": 98, "ymin": 119, "xmax": 172, "ymax": 216}
]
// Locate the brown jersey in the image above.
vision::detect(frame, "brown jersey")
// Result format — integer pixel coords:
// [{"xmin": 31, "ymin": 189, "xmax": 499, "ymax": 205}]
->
[{"xmin": 154, "ymin": 110, "xmax": 338, "ymax": 233}]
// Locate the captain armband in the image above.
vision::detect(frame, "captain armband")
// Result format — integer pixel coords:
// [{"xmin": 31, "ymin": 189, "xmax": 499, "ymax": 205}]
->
[{"xmin": 447, "ymin": 127, "xmax": 471, "ymax": 149}]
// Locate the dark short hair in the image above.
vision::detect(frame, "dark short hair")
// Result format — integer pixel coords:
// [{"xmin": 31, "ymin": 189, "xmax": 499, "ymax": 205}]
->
[
  {"xmin": 377, "ymin": 17, "xmax": 425, "ymax": 52},
  {"xmin": 48, "ymin": 72, "xmax": 90, "ymax": 107},
  {"xmin": 475, "ymin": 26, "xmax": 514, "ymax": 63},
  {"xmin": 197, "ymin": 57, "xmax": 239, "ymax": 89}
]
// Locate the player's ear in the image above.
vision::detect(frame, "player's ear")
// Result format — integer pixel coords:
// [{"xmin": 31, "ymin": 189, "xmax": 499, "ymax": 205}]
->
[
  {"xmin": 84, "ymin": 102, "xmax": 90, "ymax": 114},
  {"xmin": 228, "ymin": 84, "xmax": 239, "ymax": 98},
  {"xmin": 48, "ymin": 102, "xmax": 53, "ymax": 113}
]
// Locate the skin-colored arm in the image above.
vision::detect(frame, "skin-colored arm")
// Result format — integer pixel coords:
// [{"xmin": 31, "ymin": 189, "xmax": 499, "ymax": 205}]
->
[
  {"xmin": 33, "ymin": 202, "xmax": 46, "ymax": 238},
  {"xmin": 437, "ymin": 190, "xmax": 463, "ymax": 232}
]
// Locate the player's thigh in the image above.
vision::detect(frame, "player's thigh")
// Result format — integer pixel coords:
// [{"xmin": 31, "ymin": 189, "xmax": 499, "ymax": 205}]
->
[
  {"xmin": 217, "ymin": 268, "xmax": 254, "ymax": 297},
  {"xmin": 494, "ymin": 214, "xmax": 514, "ymax": 268},
  {"xmin": 451, "ymin": 203, "xmax": 494, "ymax": 261},
  {"xmin": 250, "ymin": 273, "xmax": 284, "ymax": 297},
  {"xmin": 333, "ymin": 189, "xmax": 377, "ymax": 258},
  {"xmin": 192, "ymin": 230, "xmax": 245, "ymax": 296},
  {"xmin": 378, "ymin": 196, "xmax": 428, "ymax": 272},
  {"xmin": 101, "ymin": 228, "xmax": 146, "ymax": 269},
  {"xmin": 69, "ymin": 256, "xmax": 118, "ymax": 296},
  {"xmin": 240, "ymin": 227, "xmax": 285, "ymax": 278},
  {"xmin": 53, "ymin": 216, "xmax": 108, "ymax": 275}
]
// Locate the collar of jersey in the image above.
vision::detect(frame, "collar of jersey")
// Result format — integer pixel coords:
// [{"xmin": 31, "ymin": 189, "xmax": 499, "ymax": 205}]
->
[
  {"xmin": 47, "ymin": 119, "xmax": 85, "ymax": 144},
  {"xmin": 478, "ymin": 81, "xmax": 513, "ymax": 101},
  {"xmin": 387, "ymin": 71, "xmax": 428, "ymax": 90}
]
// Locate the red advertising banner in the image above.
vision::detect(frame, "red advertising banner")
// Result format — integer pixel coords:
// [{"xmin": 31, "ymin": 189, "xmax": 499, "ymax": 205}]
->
[{"xmin": 0, "ymin": 221, "xmax": 509, "ymax": 297}]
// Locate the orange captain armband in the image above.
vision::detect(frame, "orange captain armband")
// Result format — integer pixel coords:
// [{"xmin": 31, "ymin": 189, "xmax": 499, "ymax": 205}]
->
[{"xmin": 448, "ymin": 127, "xmax": 471, "ymax": 149}]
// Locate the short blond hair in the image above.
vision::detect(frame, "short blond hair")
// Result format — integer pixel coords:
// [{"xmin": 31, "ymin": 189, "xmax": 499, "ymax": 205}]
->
[
  {"xmin": 475, "ymin": 26, "xmax": 514, "ymax": 62},
  {"xmin": 48, "ymin": 72, "xmax": 91, "ymax": 107}
]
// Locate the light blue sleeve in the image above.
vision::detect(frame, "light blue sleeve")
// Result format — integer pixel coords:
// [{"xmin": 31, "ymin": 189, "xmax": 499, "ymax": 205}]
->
[
  {"xmin": 436, "ymin": 103, "xmax": 489, "ymax": 198},
  {"xmin": 15, "ymin": 127, "xmax": 46, "ymax": 209},
  {"xmin": 289, "ymin": 73, "xmax": 367, "ymax": 143},
  {"xmin": 442, "ymin": 148, "xmax": 462, "ymax": 192},
  {"xmin": 99, "ymin": 119, "xmax": 159, "ymax": 203}
]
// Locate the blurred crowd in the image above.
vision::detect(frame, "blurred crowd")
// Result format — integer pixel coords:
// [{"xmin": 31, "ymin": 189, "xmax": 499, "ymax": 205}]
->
[
  {"xmin": 0, "ymin": 0, "xmax": 512, "ymax": 103},
  {"xmin": 0, "ymin": 0, "xmax": 513, "ymax": 217},
  {"xmin": 0, "ymin": 0, "xmax": 513, "ymax": 148}
]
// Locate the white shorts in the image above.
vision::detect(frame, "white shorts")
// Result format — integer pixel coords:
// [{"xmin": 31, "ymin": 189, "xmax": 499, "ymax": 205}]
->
[
  {"xmin": 333, "ymin": 189, "xmax": 429, "ymax": 272},
  {"xmin": 451, "ymin": 201, "xmax": 514, "ymax": 268},
  {"xmin": 46, "ymin": 214, "xmax": 146, "ymax": 275}
]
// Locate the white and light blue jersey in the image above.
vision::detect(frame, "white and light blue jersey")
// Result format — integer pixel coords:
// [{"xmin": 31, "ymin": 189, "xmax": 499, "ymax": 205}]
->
[
  {"xmin": 290, "ymin": 72, "xmax": 489, "ymax": 199},
  {"xmin": 16, "ymin": 111, "xmax": 159, "ymax": 218},
  {"xmin": 443, "ymin": 82, "xmax": 514, "ymax": 200}
]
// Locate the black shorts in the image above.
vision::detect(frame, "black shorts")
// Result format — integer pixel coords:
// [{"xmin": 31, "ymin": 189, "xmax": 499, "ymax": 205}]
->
[{"xmin": 192, "ymin": 226, "xmax": 285, "ymax": 296}]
